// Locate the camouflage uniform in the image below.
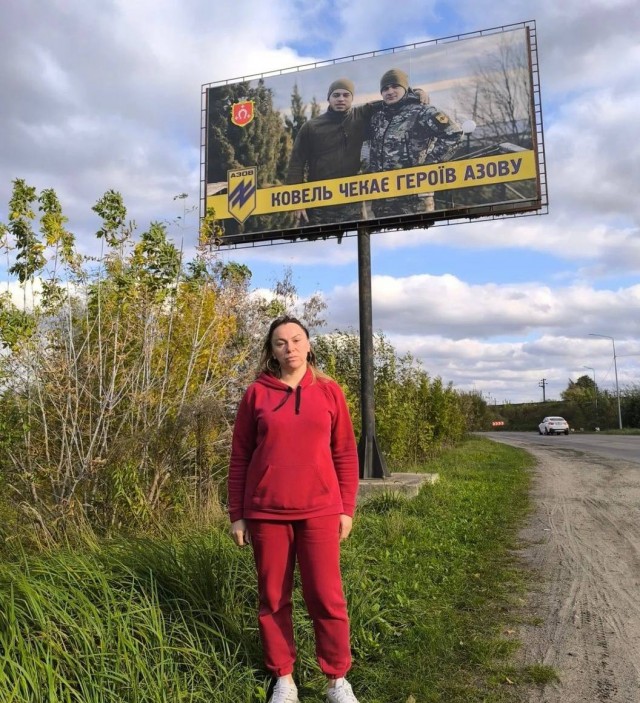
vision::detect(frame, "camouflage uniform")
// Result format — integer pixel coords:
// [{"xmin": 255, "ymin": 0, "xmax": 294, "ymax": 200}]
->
[{"xmin": 364, "ymin": 90, "xmax": 462, "ymax": 218}]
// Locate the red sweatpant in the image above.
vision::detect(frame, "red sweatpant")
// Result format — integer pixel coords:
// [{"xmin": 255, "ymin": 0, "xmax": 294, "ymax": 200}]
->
[{"xmin": 247, "ymin": 514, "xmax": 351, "ymax": 678}]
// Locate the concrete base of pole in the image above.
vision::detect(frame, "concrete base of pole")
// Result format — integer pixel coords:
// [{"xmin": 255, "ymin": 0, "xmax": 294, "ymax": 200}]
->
[{"xmin": 357, "ymin": 472, "xmax": 439, "ymax": 501}]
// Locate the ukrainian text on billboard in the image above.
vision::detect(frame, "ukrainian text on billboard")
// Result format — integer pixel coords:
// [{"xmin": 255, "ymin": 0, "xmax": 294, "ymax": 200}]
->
[{"xmin": 202, "ymin": 25, "xmax": 542, "ymax": 245}]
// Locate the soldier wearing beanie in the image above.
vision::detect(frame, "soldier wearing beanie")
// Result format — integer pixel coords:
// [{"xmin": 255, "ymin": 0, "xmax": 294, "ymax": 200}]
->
[
  {"xmin": 327, "ymin": 78, "xmax": 355, "ymax": 100},
  {"xmin": 379, "ymin": 69, "xmax": 409, "ymax": 92},
  {"xmin": 286, "ymin": 77, "xmax": 382, "ymax": 232},
  {"xmin": 362, "ymin": 67, "xmax": 463, "ymax": 219}
]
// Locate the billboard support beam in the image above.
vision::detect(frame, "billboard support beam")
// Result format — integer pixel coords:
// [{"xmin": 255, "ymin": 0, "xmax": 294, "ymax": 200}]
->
[{"xmin": 357, "ymin": 225, "xmax": 389, "ymax": 480}]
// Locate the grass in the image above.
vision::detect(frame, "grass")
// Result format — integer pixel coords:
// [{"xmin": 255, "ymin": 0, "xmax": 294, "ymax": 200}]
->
[
  {"xmin": 340, "ymin": 436, "xmax": 535, "ymax": 703},
  {"xmin": 0, "ymin": 437, "xmax": 541, "ymax": 702},
  {"xmin": 0, "ymin": 536, "xmax": 266, "ymax": 702}
]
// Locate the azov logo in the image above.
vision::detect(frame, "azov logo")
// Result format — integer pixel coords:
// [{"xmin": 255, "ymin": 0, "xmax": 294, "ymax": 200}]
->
[{"xmin": 227, "ymin": 168, "xmax": 257, "ymax": 223}]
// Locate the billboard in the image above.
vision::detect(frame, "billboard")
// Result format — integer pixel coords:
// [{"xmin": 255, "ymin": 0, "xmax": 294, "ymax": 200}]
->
[{"xmin": 200, "ymin": 22, "xmax": 546, "ymax": 247}]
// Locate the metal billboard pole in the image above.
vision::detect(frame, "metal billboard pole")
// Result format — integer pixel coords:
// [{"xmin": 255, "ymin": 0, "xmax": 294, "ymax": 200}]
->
[{"xmin": 357, "ymin": 226, "xmax": 389, "ymax": 479}]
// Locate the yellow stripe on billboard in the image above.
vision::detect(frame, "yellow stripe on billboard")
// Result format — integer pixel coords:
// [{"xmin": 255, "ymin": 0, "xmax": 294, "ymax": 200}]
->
[{"xmin": 207, "ymin": 151, "xmax": 537, "ymax": 221}]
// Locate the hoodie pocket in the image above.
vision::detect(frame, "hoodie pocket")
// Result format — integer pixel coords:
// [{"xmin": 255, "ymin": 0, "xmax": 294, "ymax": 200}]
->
[{"xmin": 250, "ymin": 463, "xmax": 331, "ymax": 512}]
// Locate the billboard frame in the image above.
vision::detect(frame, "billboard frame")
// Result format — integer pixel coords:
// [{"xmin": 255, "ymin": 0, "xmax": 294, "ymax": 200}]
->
[{"xmin": 200, "ymin": 20, "xmax": 547, "ymax": 249}]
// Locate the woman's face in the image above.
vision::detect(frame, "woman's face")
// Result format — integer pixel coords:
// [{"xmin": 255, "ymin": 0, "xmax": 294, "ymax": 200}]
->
[
  {"xmin": 271, "ymin": 322, "xmax": 311, "ymax": 374},
  {"xmin": 381, "ymin": 83, "xmax": 406, "ymax": 105}
]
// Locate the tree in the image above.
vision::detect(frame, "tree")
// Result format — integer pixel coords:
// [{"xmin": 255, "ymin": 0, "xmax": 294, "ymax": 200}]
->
[
  {"xmin": 260, "ymin": 266, "xmax": 327, "ymax": 334},
  {"xmin": 7, "ymin": 179, "xmax": 45, "ymax": 286},
  {"xmin": 561, "ymin": 374, "xmax": 597, "ymax": 404},
  {"xmin": 0, "ymin": 180, "xmax": 472, "ymax": 545},
  {"xmin": 621, "ymin": 385, "xmax": 640, "ymax": 429},
  {"xmin": 310, "ymin": 97, "xmax": 321, "ymax": 119},
  {"xmin": 446, "ymin": 32, "xmax": 538, "ymax": 211},
  {"xmin": 205, "ymin": 80, "xmax": 295, "ymax": 237},
  {"xmin": 0, "ymin": 181, "xmax": 272, "ymax": 542},
  {"xmin": 284, "ymin": 83, "xmax": 308, "ymax": 143},
  {"xmin": 455, "ymin": 33, "xmax": 533, "ymax": 149},
  {"xmin": 314, "ymin": 330, "xmax": 468, "ymax": 468},
  {"xmin": 131, "ymin": 221, "xmax": 181, "ymax": 300}
]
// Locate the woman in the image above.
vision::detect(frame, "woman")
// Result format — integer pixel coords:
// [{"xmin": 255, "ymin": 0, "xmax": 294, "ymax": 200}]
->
[{"xmin": 228, "ymin": 315, "xmax": 361, "ymax": 703}]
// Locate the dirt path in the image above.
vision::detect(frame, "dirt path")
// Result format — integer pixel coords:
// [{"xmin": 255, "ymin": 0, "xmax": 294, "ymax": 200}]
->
[{"xmin": 493, "ymin": 436, "xmax": 640, "ymax": 703}]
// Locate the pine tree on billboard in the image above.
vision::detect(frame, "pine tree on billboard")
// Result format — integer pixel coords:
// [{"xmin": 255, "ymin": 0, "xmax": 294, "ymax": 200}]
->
[
  {"xmin": 284, "ymin": 84, "xmax": 307, "ymax": 143},
  {"xmin": 206, "ymin": 80, "xmax": 294, "ymax": 237},
  {"xmin": 310, "ymin": 96, "xmax": 321, "ymax": 119}
]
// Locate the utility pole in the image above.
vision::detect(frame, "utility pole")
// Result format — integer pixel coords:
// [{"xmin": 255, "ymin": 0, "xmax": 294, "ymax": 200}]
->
[{"xmin": 539, "ymin": 378, "xmax": 547, "ymax": 402}]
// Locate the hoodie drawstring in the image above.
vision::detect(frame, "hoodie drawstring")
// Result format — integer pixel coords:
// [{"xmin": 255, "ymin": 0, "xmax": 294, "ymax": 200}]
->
[
  {"xmin": 272, "ymin": 385, "xmax": 302, "ymax": 414},
  {"xmin": 273, "ymin": 386, "xmax": 292, "ymax": 412}
]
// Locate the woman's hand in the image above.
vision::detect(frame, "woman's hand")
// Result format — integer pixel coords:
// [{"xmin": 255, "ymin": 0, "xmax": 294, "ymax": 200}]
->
[
  {"xmin": 339, "ymin": 514, "xmax": 353, "ymax": 541},
  {"xmin": 231, "ymin": 519, "xmax": 249, "ymax": 547}
]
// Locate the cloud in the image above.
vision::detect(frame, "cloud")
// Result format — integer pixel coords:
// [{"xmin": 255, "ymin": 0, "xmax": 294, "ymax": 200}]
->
[
  {"xmin": 2, "ymin": 1, "xmax": 640, "ymax": 405},
  {"xmin": 321, "ymin": 273, "xmax": 640, "ymax": 401},
  {"xmin": 0, "ymin": 0, "xmax": 316, "ymax": 244},
  {"xmin": 333, "ymin": 0, "xmax": 441, "ymax": 53},
  {"xmin": 327, "ymin": 273, "xmax": 640, "ymax": 339},
  {"xmin": 384, "ymin": 332, "xmax": 640, "ymax": 403}
]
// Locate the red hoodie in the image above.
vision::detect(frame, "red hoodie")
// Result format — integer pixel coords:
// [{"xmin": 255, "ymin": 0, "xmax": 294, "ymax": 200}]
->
[{"xmin": 228, "ymin": 369, "xmax": 359, "ymax": 522}]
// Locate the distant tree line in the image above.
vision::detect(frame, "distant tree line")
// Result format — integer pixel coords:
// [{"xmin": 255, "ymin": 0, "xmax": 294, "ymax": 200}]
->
[{"xmin": 486, "ymin": 374, "xmax": 640, "ymax": 431}]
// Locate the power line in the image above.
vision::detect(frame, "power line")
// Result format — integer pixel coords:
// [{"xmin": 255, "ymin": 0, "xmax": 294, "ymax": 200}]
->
[{"xmin": 538, "ymin": 378, "xmax": 547, "ymax": 402}]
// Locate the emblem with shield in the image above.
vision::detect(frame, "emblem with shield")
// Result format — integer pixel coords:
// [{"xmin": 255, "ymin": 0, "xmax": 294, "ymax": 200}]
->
[{"xmin": 231, "ymin": 101, "xmax": 255, "ymax": 127}]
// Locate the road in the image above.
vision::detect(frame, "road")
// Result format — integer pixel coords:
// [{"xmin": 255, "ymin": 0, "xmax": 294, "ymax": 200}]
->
[
  {"xmin": 486, "ymin": 432, "xmax": 640, "ymax": 703},
  {"xmin": 488, "ymin": 431, "xmax": 640, "ymax": 465}
]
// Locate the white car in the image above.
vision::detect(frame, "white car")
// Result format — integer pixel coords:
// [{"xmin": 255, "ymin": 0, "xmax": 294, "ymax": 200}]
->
[{"xmin": 538, "ymin": 416, "xmax": 570, "ymax": 435}]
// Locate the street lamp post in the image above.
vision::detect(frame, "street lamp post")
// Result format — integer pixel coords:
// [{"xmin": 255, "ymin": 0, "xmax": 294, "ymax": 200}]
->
[
  {"xmin": 589, "ymin": 334, "xmax": 622, "ymax": 429},
  {"xmin": 583, "ymin": 365, "xmax": 597, "ymax": 426}
]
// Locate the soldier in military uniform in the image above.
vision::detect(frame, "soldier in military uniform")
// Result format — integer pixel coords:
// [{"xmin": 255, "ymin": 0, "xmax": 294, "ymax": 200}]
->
[
  {"xmin": 286, "ymin": 78, "xmax": 381, "ymax": 228},
  {"xmin": 363, "ymin": 68, "xmax": 462, "ymax": 219}
]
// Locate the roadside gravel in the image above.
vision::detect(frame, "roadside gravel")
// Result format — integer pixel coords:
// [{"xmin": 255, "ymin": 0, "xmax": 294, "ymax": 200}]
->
[{"xmin": 490, "ymin": 435, "xmax": 640, "ymax": 703}]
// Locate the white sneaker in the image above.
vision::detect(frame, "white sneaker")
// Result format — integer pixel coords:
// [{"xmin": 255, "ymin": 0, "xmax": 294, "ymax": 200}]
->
[
  {"xmin": 269, "ymin": 678, "xmax": 300, "ymax": 703},
  {"xmin": 326, "ymin": 678, "xmax": 360, "ymax": 703}
]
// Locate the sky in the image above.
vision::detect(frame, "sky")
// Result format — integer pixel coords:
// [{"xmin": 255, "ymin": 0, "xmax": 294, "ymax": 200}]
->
[{"xmin": 1, "ymin": 0, "xmax": 639, "ymax": 405}]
